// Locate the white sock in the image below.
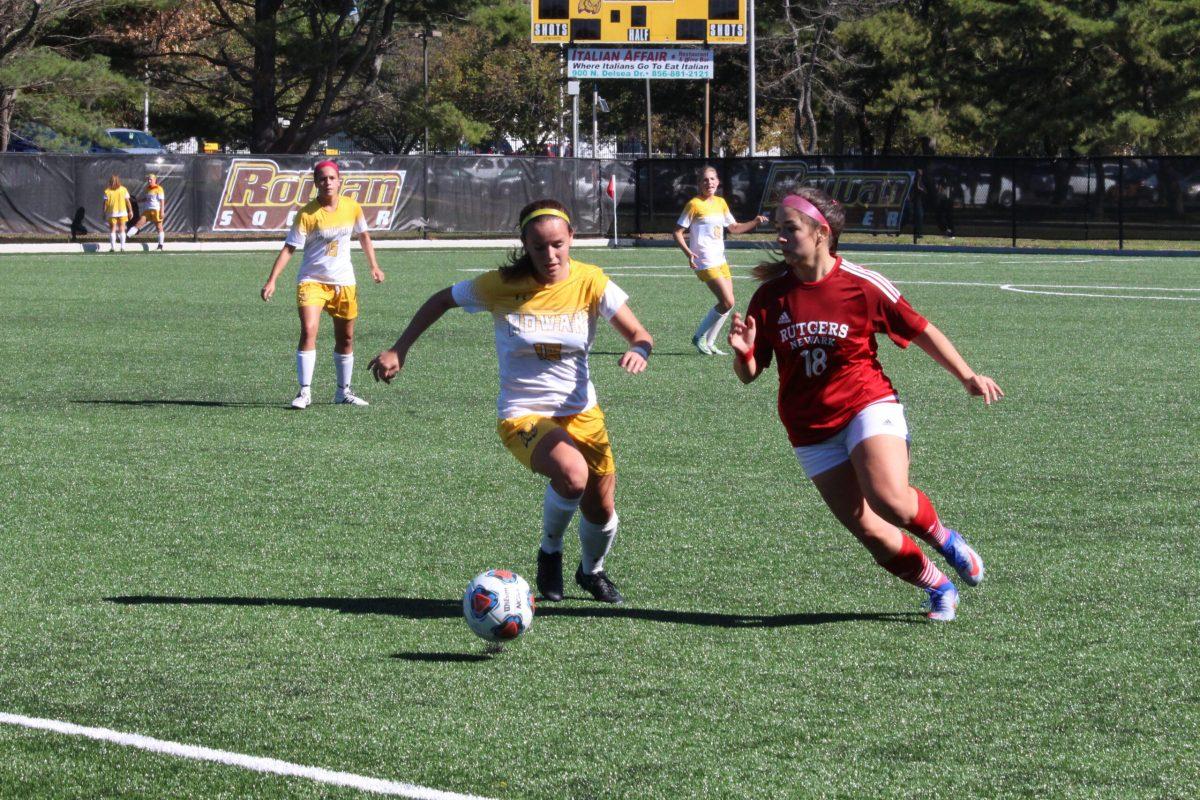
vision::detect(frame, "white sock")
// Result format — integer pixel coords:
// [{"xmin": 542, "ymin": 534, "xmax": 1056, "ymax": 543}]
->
[
  {"xmin": 109, "ymin": 230, "xmax": 117, "ymax": 249},
  {"xmin": 296, "ymin": 350, "xmax": 316, "ymax": 390},
  {"xmin": 693, "ymin": 306, "xmax": 721, "ymax": 341},
  {"xmin": 127, "ymin": 226, "xmax": 138, "ymax": 237},
  {"xmin": 541, "ymin": 484, "xmax": 581, "ymax": 554},
  {"xmin": 157, "ymin": 229, "xmax": 165, "ymax": 246},
  {"xmin": 333, "ymin": 351, "xmax": 354, "ymax": 391},
  {"xmin": 119, "ymin": 230, "xmax": 126, "ymax": 246},
  {"xmin": 579, "ymin": 511, "xmax": 618, "ymax": 574},
  {"xmin": 706, "ymin": 309, "xmax": 732, "ymax": 347}
]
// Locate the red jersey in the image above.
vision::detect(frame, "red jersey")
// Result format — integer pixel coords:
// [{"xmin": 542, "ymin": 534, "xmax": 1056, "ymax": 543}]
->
[{"xmin": 746, "ymin": 257, "xmax": 929, "ymax": 446}]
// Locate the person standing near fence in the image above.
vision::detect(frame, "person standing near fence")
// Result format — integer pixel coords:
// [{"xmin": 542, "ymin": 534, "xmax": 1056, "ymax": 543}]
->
[
  {"xmin": 367, "ymin": 199, "xmax": 653, "ymax": 604},
  {"xmin": 673, "ymin": 165, "xmax": 768, "ymax": 355},
  {"xmin": 102, "ymin": 175, "xmax": 132, "ymax": 253},
  {"xmin": 127, "ymin": 174, "xmax": 167, "ymax": 251},
  {"xmin": 260, "ymin": 160, "xmax": 385, "ymax": 409},
  {"xmin": 727, "ymin": 187, "xmax": 1001, "ymax": 621}
]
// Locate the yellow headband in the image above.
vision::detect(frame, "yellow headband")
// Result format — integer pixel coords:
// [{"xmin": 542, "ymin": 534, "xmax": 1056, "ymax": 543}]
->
[{"xmin": 520, "ymin": 208, "xmax": 571, "ymax": 229}]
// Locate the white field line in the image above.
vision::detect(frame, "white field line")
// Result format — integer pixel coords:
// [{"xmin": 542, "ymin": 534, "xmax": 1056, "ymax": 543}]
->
[
  {"xmin": 455, "ymin": 269, "xmax": 1200, "ymax": 301},
  {"xmin": 0, "ymin": 712, "xmax": 497, "ymax": 800}
]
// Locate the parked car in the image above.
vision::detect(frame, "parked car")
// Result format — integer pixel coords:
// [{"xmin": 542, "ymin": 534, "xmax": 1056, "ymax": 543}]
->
[
  {"xmin": 104, "ymin": 128, "xmax": 166, "ymax": 154},
  {"xmin": 4, "ymin": 122, "xmax": 121, "ymax": 153}
]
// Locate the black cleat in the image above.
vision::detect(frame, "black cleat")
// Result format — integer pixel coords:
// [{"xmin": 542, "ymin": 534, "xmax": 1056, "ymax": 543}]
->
[
  {"xmin": 574, "ymin": 564, "xmax": 624, "ymax": 604},
  {"xmin": 536, "ymin": 548, "xmax": 564, "ymax": 601}
]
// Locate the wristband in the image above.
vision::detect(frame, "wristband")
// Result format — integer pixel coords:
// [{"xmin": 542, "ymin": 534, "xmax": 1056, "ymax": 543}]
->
[
  {"xmin": 737, "ymin": 347, "xmax": 754, "ymax": 364},
  {"xmin": 630, "ymin": 344, "xmax": 651, "ymax": 360}
]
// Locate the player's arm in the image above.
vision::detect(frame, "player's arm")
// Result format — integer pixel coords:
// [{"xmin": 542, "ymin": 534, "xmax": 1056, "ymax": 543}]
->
[
  {"xmin": 369, "ymin": 287, "xmax": 458, "ymax": 383},
  {"xmin": 911, "ymin": 323, "xmax": 1004, "ymax": 405},
  {"xmin": 726, "ymin": 215, "xmax": 770, "ymax": 235},
  {"xmin": 357, "ymin": 230, "xmax": 385, "ymax": 283},
  {"xmin": 729, "ymin": 312, "xmax": 763, "ymax": 384},
  {"xmin": 672, "ymin": 225, "xmax": 698, "ymax": 269},
  {"xmin": 608, "ymin": 304, "xmax": 653, "ymax": 375},
  {"xmin": 260, "ymin": 244, "xmax": 295, "ymax": 301}
]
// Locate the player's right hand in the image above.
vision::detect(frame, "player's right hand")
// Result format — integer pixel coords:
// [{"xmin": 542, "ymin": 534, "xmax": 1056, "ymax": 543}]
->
[
  {"xmin": 728, "ymin": 312, "xmax": 756, "ymax": 357},
  {"xmin": 260, "ymin": 281, "xmax": 275, "ymax": 301},
  {"xmin": 368, "ymin": 349, "xmax": 404, "ymax": 383}
]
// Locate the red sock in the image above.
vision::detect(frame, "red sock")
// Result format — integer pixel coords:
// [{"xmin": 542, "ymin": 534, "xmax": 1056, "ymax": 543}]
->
[
  {"xmin": 905, "ymin": 487, "xmax": 949, "ymax": 548},
  {"xmin": 878, "ymin": 534, "xmax": 948, "ymax": 590}
]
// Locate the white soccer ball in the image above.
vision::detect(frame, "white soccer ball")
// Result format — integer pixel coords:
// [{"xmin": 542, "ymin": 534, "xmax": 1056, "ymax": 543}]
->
[{"xmin": 462, "ymin": 569, "xmax": 535, "ymax": 643}]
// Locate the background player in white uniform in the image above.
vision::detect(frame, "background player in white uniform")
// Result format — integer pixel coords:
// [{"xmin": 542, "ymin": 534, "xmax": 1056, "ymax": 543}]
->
[
  {"xmin": 102, "ymin": 175, "xmax": 132, "ymax": 253},
  {"xmin": 261, "ymin": 160, "xmax": 385, "ymax": 408},
  {"xmin": 368, "ymin": 199, "xmax": 653, "ymax": 604},
  {"xmin": 673, "ymin": 165, "xmax": 768, "ymax": 355},
  {"xmin": 126, "ymin": 174, "xmax": 167, "ymax": 250}
]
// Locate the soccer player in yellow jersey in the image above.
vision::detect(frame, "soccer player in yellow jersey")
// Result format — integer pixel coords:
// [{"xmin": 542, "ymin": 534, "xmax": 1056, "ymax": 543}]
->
[
  {"xmin": 261, "ymin": 160, "xmax": 385, "ymax": 408},
  {"xmin": 127, "ymin": 174, "xmax": 166, "ymax": 250},
  {"xmin": 369, "ymin": 199, "xmax": 653, "ymax": 604},
  {"xmin": 102, "ymin": 174, "xmax": 133, "ymax": 253},
  {"xmin": 673, "ymin": 165, "xmax": 768, "ymax": 354}
]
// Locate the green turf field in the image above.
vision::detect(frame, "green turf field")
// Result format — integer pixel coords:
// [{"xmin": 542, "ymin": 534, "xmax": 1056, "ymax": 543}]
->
[{"xmin": 1, "ymin": 246, "xmax": 1197, "ymax": 799}]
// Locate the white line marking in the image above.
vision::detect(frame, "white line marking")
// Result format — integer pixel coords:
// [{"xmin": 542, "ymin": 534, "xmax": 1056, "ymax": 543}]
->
[
  {"xmin": 0, "ymin": 712, "xmax": 496, "ymax": 800},
  {"xmin": 999, "ymin": 285, "xmax": 1200, "ymax": 300}
]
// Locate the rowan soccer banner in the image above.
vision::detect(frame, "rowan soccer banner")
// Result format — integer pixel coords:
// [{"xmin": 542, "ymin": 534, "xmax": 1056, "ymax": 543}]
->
[{"xmin": 212, "ymin": 159, "xmax": 406, "ymax": 232}]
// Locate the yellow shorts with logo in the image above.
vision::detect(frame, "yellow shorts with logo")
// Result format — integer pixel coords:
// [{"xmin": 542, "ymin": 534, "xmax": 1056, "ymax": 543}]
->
[
  {"xmin": 297, "ymin": 281, "xmax": 358, "ymax": 320},
  {"xmin": 695, "ymin": 263, "xmax": 732, "ymax": 283},
  {"xmin": 497, "ymin": 404, "xmax": 615, "ymax": 476},
  {"xmin": 143, "ymin": 209, "xmax": 163, "ymax": 223},
  {"xmin": 108, "ymin": 214, "xmax": 127, "ymax": 223}
]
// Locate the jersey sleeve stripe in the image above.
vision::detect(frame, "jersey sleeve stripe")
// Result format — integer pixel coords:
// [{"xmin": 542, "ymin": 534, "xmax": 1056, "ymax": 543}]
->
[{"xmin": 841, "ymin": 262, "xmax": 902, "ymax": 303}]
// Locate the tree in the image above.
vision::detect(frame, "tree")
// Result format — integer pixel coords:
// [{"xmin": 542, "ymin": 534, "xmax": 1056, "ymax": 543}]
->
[{"xmin": 0, "ymin": 0, "xmax": 137, "ymax": 152}]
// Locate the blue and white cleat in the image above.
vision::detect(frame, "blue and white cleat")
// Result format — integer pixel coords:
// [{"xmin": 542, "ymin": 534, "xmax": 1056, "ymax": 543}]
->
[
  {"xmin": 940, "ymin": 529, "xmax": 984, "ymax": 587},
  {"xmin": 691, "ymin": 334, "xmax": 713, "ymax": 355},
  {"xmin": 924, "ymin": 580, "xmax": 959, "ymax": 622}
]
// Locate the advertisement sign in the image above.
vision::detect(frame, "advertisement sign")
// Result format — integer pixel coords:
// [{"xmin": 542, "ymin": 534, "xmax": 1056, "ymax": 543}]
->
[
  {"xmin": 212, "ymin": 159, "xmax": 405, "ymax": 232},
  {"xmin": 568, "ymin": 48, "xmax": 713, "ymax": 80},
  {"xmin": 759, "ymin": 162, "xmax": 915, "ymax": 233}
]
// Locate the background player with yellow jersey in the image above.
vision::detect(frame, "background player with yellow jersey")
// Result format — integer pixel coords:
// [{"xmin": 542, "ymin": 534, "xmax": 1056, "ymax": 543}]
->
[
  {"xmin": 127, "ymin": 174, "xmax": 167, "ymax": 250},
  {"xmin": 261, "ymin": 160, "xmax": 385, "ymax": 408},
  {"xmin": 102, "ymin": 174, "xmax": 132, "ymax": 253},
  {"xmin": 369, "ymin": 199, "xmax": 653, "ymax": 605},
  {"xmin": 673, "ymin": 165, "xmax": 768, "ymax": 355}
]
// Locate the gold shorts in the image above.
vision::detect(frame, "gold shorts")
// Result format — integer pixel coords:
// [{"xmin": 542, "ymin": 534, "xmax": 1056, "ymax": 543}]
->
[
  {"xmin": 143, "ymin": 210, "xmax": 163, "ymax": 223},
  {"xmin": 695, "ymin": 263, "xmax": 732, "ymax": 283},
  {"xmin": 297, "ymin": 282, "xmax": 358, "ymax": 320},
  {"xmin": 108, "ymin": 214, "xmax": 127, "ymax": 223},
  {"xmin": 497, "ymin": 405, "xmax": 615, "ymax": 476}
]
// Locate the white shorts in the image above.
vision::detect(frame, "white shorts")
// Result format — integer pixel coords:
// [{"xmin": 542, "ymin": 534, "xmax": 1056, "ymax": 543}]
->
[{"xmin": 793, "ymin": 401, "xmax": 910, "ymax": 478}]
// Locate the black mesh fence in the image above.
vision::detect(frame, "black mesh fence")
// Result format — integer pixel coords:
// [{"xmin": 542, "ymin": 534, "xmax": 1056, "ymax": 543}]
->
[
  {"xmin": 1, "ymin": 153, "xmax": 1198, "ymax": 245},
  {"xmin": 633, "ymin": 155, "xmax": 1200, "ymax": 245},
  {"xmin": 0, "ymin": 154, "xmax": 633, "ymax": 239}
]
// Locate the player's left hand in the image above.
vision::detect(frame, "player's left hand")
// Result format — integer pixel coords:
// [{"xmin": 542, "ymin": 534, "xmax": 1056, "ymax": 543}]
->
[
  {"xmin": 372, "ymin": 266, "xmax": 385, "ymax": 284},
  {"xmin": 368, "ymin": 349, "xmax": 404, "ymax": 383},
  {"xmin": 962, "ymin": 374, "xmax": 1004, "ymax": 405},
  {"xmin": 618, "ymin": 350, "xmax": 648, "ymax": 374}
]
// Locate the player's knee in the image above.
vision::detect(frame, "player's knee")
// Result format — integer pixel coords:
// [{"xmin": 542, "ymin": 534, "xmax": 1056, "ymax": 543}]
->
[
  {"xmin": 717, "ymin": 300, "xmax": 734, "ymax": 314},
  {"xmin": 865, "ymin": 487, "xmax": 912, "ymax": 526}
]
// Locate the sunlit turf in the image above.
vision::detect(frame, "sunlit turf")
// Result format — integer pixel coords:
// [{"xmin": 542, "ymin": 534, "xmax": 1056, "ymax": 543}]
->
[{"xmin": 0, "ymin": 246, "xmax": 1197, "ymax": 799}]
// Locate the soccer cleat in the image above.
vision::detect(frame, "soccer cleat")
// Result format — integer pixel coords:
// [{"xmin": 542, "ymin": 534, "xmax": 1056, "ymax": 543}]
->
[
  {"xmin": 290, "ymin": 387, "xmax": 312, "ymax": 409},
  {"xmin": 156, "ymin": 244, "xmax": 164, "ymax": 251},
  {"xmin": 691, "ymin": 334, "xmax": 713, "ymax": 355},
  {"xmin": 940, "ymin": 529, "xmax": 984, "ymax": 587},
  {"xmin": 923, "ymin": 580, "xmax": 959, "ymax": 622},
  {"xmin": 574, "ymin": 564, "xmax": 624, "ymax": 604},
  {"xmin": 536, "ymin": 548, "xmax": 564, "ymax": 601},
  {"xmin": 707, "ymin": 342, "xmax": 727, "ymax": 355},
  {"xmin": 334, "ymin": 389, "xmax": 369, "ymax": 406}
]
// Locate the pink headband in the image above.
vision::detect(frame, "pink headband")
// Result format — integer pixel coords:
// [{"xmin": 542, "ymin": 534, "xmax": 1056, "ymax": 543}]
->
[
  {"xmin": 781, "ymin": 194, "xmax": 830, "ymax": 230},
  {"xmin": 314, "ymin": 160, "xmax": 340, "ymax": 176}
]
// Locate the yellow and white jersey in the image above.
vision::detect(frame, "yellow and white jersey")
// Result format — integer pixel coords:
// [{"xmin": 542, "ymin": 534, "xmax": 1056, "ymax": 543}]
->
[
  {"xmin": 283, "ymin": 196, "xmax": 368, "ymax": 286},
  {"xmin": 676, "ymin": 195, "xmax": 736, "ymax": 270},
  {"xmin": 144, "ymin": 185, "xmax": 165, "ymax": 212},
  {"xmin": 452, "ymin": 260, "xmax": 629, "ymax": 419},
  {"xmin": 103, "ymin": 187, "xmax": 131, "ymax": 218}
]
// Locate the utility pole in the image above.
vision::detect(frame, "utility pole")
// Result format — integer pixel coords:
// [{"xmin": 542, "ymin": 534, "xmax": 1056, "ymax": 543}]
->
[{"xmin": 748, "ymin": 0, "xmax": 757, "ymax": 155}]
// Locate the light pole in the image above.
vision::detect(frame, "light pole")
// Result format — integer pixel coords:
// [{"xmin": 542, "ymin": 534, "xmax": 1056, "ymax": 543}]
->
[{"xmin": 415, "ymin": 26, "xmax": 441, "ymax": 154}]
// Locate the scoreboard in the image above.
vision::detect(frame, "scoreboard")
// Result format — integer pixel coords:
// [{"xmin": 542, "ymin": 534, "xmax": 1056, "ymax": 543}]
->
[{"xmin": 531, "ymin": 0, "xmax": 747, "ymax": 45}]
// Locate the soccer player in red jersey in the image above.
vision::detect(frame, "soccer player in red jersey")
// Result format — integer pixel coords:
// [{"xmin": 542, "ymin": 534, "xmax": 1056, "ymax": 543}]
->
[{"xmin": 727, "ymin": 188, "xmax": 1003, "ymax": 621}]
